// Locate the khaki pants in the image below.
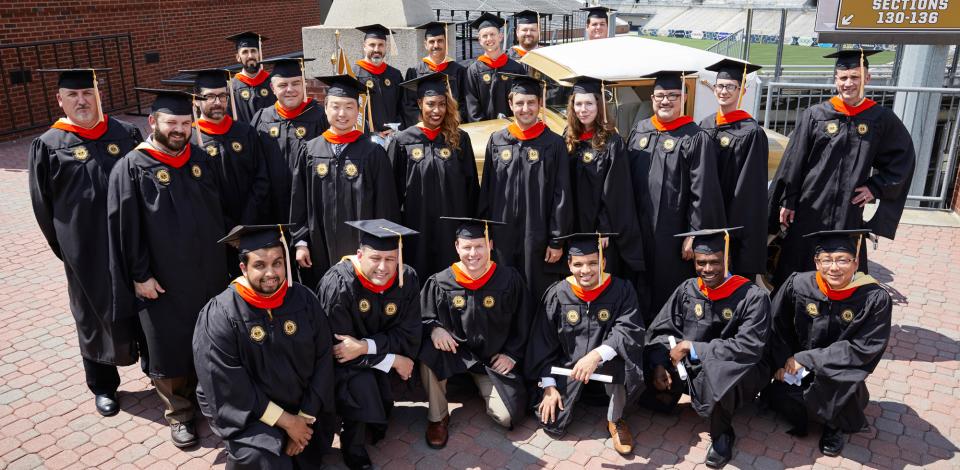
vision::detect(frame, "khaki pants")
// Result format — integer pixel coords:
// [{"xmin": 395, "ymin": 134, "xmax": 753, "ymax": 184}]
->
[
  {"xmin": 421, "ymin": 363, "xmax": 511, "ymax": 428},
  {"xmin": 154, "ymin": 375, "xmax": 196, "ymax": 425}
]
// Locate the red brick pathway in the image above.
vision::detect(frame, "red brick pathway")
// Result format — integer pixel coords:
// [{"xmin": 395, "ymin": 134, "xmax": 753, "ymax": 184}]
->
[{"xmin": 1, "ymin": 130, "xmax": 958, "ymax": 468}]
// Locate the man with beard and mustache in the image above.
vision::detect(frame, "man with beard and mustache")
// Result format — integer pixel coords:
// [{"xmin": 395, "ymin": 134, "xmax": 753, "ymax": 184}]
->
[
  {"xmin": 463, "ymin": 13, "xmax": 526, "ymax": 122},
  {"xmin": 582, "ymin": 6, "xmax": 616, "ymax": 40},
  {"xmin": 353, "ymin": 24, "xmax": 405, "ymax": 138},
  {"xmin": 251, "ymin": 57, "xmax": 327, "ymax": 224},
  {"xmin": 108, "ymin": 89, "xmax": 228, "ymax": 447},
  {"xmin": 227, "ymin": 32, "xmax": 276, "ymax": 123},
  {"xmin": 184, "ymin": 69, "xmax": 271, "ymax": 275},
  {"xmin": 507, "ymin": 10, "xmax": 565, "ymax": 107},
  {"xmin": 29, "ymin": 68, "xmax": 143, "ymax": 417},
  {"xmin": 402, "ymin": 21, "xmax": 467, "ymax": 125}
]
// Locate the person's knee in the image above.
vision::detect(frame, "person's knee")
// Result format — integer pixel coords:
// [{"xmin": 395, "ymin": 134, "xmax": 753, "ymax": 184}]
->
[
  {"xmin": 486, "ymin": 405, "xmax": 512, "ymax": 428},
  {"xmin": 227, "ymin": 443, "xmax": 290, "ymax": 470}
]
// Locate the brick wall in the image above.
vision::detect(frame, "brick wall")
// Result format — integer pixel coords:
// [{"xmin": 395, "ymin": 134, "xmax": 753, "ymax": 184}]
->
[{"xmin": 0, "ymin": 1, "xmax": 321, "ymax": 140}]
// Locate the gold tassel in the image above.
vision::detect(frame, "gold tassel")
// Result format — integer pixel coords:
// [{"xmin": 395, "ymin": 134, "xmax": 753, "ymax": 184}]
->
[
  {"xmin": 226, "ymin": 70, "xmax": 238, "ymax": 120},
  {"xmin": 278, "ymin": 225, "xmax": 292, "ymax": 287},
  {"xmin": 680, "ymin": 72, "xmax": 686, "ymax": 117},
  {"xmin": 858, "ymin": 46, "xmax": 866, "ymax": 104},
  {"xmin": 258, "ymin": 36, "xmax": 264, "ymax": 71},
  {"xmin": 600, "ymin": 81, "xmax": 608, "ymax": 126},
  {"xmin": 192, "ymin": 97, "xmax": 203, "ymax": 147},
  {"xmin": 91, "ymin": 69, "xmax": 104, "ymax": 123},
  {"xmin": 597, "ymin": 232, "xmax": 605, "ymax": 287},
  {"xmin": 365, "ymin": 90, "xmax": 374, "ymax": 132},
  {"xmin": 723, "ymin": 230, "xmax": 731, "ymax": 276},
  {"xmin": 855, "ymin": 234, "xmax": 863, "ymax": 263},
  {"xmin": 736, "ymin": 62, "xmax": 748, "ymax": 110},
  {"xmin": 379, "ymin": 226, "xmax": 405, "ymax": 287},
  {"xmin": 484, "ymin": 221, "xmax": 491, "ymax": 270},
  {"xmin": 299, "ymin": 59, "xmax": 308, "ymax": 103}
]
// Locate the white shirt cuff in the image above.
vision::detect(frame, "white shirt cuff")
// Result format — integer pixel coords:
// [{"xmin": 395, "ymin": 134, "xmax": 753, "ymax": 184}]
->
[
  {"xmin": 295, "ymin": 240, "xmax": 307, "ymax": 247},
  {"xmin": 594, "ymin": 345, "xmax": 617, "ymax": 362},
  {"xmin": 540, "ymin": 377, "xmax": 557, "ymax": 389},
  {"xmin": 364, "ymin": 338, "xmax": 377, "ymax": 355},
  {"xmin": 373, "ymin": 353, "xmax": 395, "ymax": 373}
]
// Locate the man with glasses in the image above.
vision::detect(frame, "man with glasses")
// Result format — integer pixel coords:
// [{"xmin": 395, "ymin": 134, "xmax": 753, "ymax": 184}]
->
[
  {"xmin": 626, "ymin": 70, "xmax": 724, "ymax": 319},
  {"xmin": 750, "ymin": 229, "xmax": 891, "ymax": 458},
  {"xmin": 698, "ymin": 59, "xmax": 768, "ymax": 282}
]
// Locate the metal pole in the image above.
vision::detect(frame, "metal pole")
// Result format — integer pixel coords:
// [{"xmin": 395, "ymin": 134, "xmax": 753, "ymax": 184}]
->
[
  {"xmin": 774, "ymin": 9, "xmax": 786, "ymax": 80},
  {"xmin": 742, "ymin": 9, "xmax": 753, "ymax": 61},
  {"xmin": 762, "ymin": 81, "xmax": 774, "ymax": 128}
]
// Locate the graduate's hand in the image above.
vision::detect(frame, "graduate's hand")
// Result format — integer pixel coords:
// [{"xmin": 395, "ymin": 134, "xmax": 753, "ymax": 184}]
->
[
  {"xmin": 851, "ymin": 186, "xmax": 875, "ymax": 207},
  {"xmin": 571, "ymin": 350, "xmax": 602, "ymax": 384},
  {"xmin": 431, "ymin": 327, "xmax": 458, "ymax": 353},
  {"xmin": 277, "ymin": 412, "xmax": 313, "ymax": 450},
  {"xmin": 332, "ymin": 334, "xmax": 368, "ymax": 362},
  {"xmin": 779, "ymin": 207, "xmax": 795, "ymax": 227},
  {"xmin": 296, "ymin": 246, "xmax": 312, "ymax": 268},
  {"xmin": 784, "ymin": 356, "xmax": 804, "ymax": 375},
  {"xmin": 669, "ymin": 340, "xmax": 692, "ymax": 366},
  {"xmin": 134, "ymin": 278, "xmax": 165, "ymax": 300},
  {"xmin": 774, "ymin": 368, "xmax": 787, "ymax": 382},
  {"xmin": 544, "ymin": 247, "xmax": 563, "ymax": 263},
  {"xmin": 653, "ymin": 364, "xmax": 672, "ymax": 391},
  {"xmin": 681, "ymin": 236, "xmax": 694, "ymax": 260},
  {"xmin": 284, "ymin": 439, "xmax": 304, "ymax": 457},
  {"xmin": 392, "ymin": 355, "xmax": 414, "ymax": 380},
  {"xmin": 538, "ymin": 386, "xmax": 563, "ymax": 424},
  {"xmin": 490, "ymin": 354, "xmax": 515, "ymax": 375}
]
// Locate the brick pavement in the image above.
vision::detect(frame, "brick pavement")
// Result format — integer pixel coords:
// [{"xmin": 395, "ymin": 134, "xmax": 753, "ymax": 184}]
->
[{"xmin": 1, "ymin": 132, "xmax": 959, "ymax": 469}]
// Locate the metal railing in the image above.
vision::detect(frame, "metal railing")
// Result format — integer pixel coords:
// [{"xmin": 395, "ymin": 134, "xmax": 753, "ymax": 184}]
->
[
  {"xmin": 706, "ymin": 29, "xmax": 744, "ymax": 58},
  {"xmin": 0, "ymin": 34, "xmax": 142, "ymax": 137},
  {"xmin": 760, "ymin": 82, "xmax": 960, "ymax": 209},
  {"xmin": 433, "ymin": 9, "xmax": 587, "ymax": 62}
]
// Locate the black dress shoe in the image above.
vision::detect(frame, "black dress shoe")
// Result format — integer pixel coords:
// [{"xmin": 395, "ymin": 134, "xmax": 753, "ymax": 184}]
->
[
  {"xmin": 170, "ymin": 421, "xmax": 198, "ymax": 448},
  {"xmin": 819, "ymin": 426, "xmax": 845, "ymax": 456},
  {"xmin": 94, "ymin": 393, "xmax": 119, "ymax": 417},
  {"xmin": 342, "ymin": 451, "xmax": 373, "ymax": 470},
  {"xmin": 705, "ymin": 432, "xmax": 735, "ymax": 469}
]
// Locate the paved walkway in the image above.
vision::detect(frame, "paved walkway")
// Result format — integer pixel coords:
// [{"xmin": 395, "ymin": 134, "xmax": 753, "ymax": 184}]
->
[{"xmin": 0, "ymin": 122, "xmax": 958, "ymax": 469}]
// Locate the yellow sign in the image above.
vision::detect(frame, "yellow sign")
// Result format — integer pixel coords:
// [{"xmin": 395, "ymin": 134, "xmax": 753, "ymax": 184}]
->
[{"xmin": 837, "ymin": 0, "xmax": 960, "ymax": 30}]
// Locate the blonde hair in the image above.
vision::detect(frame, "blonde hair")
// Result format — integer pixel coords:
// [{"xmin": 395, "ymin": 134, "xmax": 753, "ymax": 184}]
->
[{"xmin": 564, "ymin": 92, "xmax": 612, "ymax": 152}]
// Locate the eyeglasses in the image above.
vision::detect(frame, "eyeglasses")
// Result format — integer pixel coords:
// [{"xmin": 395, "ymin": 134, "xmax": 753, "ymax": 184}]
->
[
  {"xmin": 201, "ymin": 93, "xmax": 230, "ymax": 103},
  {"xmin": 713, "ymin": 84, "xmax": 740, "ymax": 92},
  {"xmin": 651, "ymin": 93, "xmax": 682, "ymax": 102},
  {"xmin": 816, "ymin": 257, "xmax": 855, "ymax": 268}
]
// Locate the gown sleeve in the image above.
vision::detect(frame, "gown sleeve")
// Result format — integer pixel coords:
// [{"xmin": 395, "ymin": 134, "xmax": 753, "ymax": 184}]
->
[
  {"xmin": 288, "ymin": 144, "xmax": 309, "ymax": 241},
  {"xmin": 370, "ymin": 145, "xmax": 401, "ymax": 223},
  {"xmin": 643, "ymin": 285, "xmax": 686, "ymax": 372},
  {"xmin": 476, "ymin": 135, "xmax": 495, "ymax": 218},
  {"xmin": 242, "ymin": 132, "xmax": 272, "ymax": 225},
  {"xmin": 298, "ymin": 295, "xmax": 336, "ymax": 417},
  {"xmin": 687, "ymin": 131, "xmax": 725, "ymax": 232},
  {"xmin": 27, "ymin": 138, "xmax": 61, "ymax": 260},
  {"xmin": 603, "ymin": 136, "xmax": 645, "ymax": 272},
  {"xmin": 691, "ymin": 288, "xmax": 771, "ymax": 366},
  {"xmin": 524, "ymin": 290, "xmax": 562, "ymax": 381},
  {"xmin": 863, "ymin": 113, "xmax": 917, "ymax": 239},
  {"xmin": 366, "ymin": 273, "xmax": 422, "ymax": 359},
  {"xmin": 464, "ymin": 67, "xmax": 484, "ymax": 123},
  {"xmin": 500, "ymin": 271, "xmax": 532, "ymax": 362},
  {"xmin": 106, "ymin": 157, "xmax": 151, "ymax": 320},
  {"xmin": 767, "ymin": 273, "xmax": 801, "ymax": 370},
  {"xmin": 548, "ymin": 139, "xmax": 574, "ymax": 248},
  {"xmin": 767, "ymin": 110, "xmax": 814, "ymax": 227},
  {"xmin": 459, "ymin": 132, "xmax": 480, "ymax": 212}
]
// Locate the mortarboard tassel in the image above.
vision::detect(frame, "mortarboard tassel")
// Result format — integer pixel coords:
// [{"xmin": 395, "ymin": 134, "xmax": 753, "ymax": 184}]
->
[
  {"xmin": 299, "ymin": 59, "xmax": 308, "ymax": 104},
  {"xmin": 600, "ymin": 81, "xmax": 609, "ymax": 126},
  {"xmin": 855, "ymin": 233, "xmax": 863, "ymax": 263},
  {"xmin": 380, "ymin": 226, "xmax": 405, "ymax": 288},
  {"xmin": 736, "ymin": 62, "xmax": 748, "ymax": 110},
  {"xmin": 92, "ymin": 69, "xmax": 105, "ymax": 124},
  {"xmin": 484, "ymin": 221, "xmax": 492, "ymax": 270},
  {"xmin": 192, "ymin": 97, "xmax": 203, "ymax": 147},
  {"xmin": 226, "ymin": 70, "xmax": 238, "ymax": 120},
  {"xmin": 680, "ymin": 72, "xmax": 687, "ymax": 117},
  {"xmin": 597, "ymin": 232, "xmax": 606, "ymax": 287},
  {"xmin": 278, "ymin": 225, "xmax": 292, "ymax": 287},
  {"xmin": 723, "ymin": 230, "xmax": 731, "ymax": 276},
  {"xmin": 858, "ymin": 46, "xmax": 866, "ymax": 104}
]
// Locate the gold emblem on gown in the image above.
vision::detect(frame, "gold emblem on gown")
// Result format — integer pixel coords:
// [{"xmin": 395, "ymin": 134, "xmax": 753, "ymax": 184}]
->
[
  {"xmin": 359, "ymin": 299, "xmax": 371, "ymax": 312},
  {"xmin": 250, "ymin": 325, "xmax": 266, "ymax": 342},
  {"xmin": 566, "ymin": 310, "xmax": 580, "ymax": 324},
  {"xmin": 806, "ymin": 303, "xmax": 819, "ymax": 317},
  {"xmin": 155, "ymin": 169, "xmax": 171, "ymax": 185},
  {"xmin": 283, "ymin": 320, "xmax": 297, "ymax": 335},
  {"xmin": 73, "ymin": 146, "xmax": 89, "ymax": 161},
  {"xmin": 452, "ymin": 295, "xmax": 466, "ymax": 308},
  {"xmin": 483, "ymin": 296, "xmax": 495, "ymax": 308},
  {"xmin": 384, "ymin": 303, "xmax": 398, "ymax": 316},
  {"xmin": 597, "ymin": 309, "xmax": 610, "ymax": 321},
  {"xmin": 107, "ymin": 143, "xmax": 121, "ymax": 156}
]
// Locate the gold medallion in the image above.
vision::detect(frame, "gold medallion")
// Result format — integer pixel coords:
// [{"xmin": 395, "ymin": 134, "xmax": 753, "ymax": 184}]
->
[
  {"xmin": 500, "ymin": 75, "xmax": 508, "ymax": 81},
  {"xmin": 384, "ymin": 78, "xmax": 391, "ymax": 87},
  {"xmin": 106, "ymin": 143, "xmax": 121, "ymax": 156},
  {"xmin": 499, "ymin": 149, "xmax": 512, "ymax": 161},
  {"xmin": 250, "ymin": 325, "xmax": 266, "ymax": 342},
  {"xmin": 384, "ymin": 303, "xmax": 398, "ymax": 316},
  {"xmin": 452, "ymin": 295, "xmax": 466, "ymax": 308},
  {"xmin": 857, "ymin": 123, "xmax": 869, "ymax": 135},
  {"xmin": 231, "ymin": 141, "xmax": 243, "ymax": 152},
  {"xmin": 344, "ymin": 163, "xmax": 358, "ymax": 177},
  {"xmin": 205, "ymin": 145, "xmax": 218, "ymax": 156},
  {"xmin": 841, "ymin": 309, "xmax": 855, "ymax": 322},
  {"xmin": 269, "ymin": 126, "xmax": 280, "ymax": 138},
  {"xmin": 240, "ymin": 89, "xmax": 251, "ymax": 100},
  {"xmin": 826, "ymin": 122, "xmax": 839, "ymax": 135},
  {"xmin": 483, "ymin": 296, "xmax": 495, "ymax": 308},
  {"xmin": 533, "ymin": 71, "xmax": 541, "ymax": 80},
  {"xmin": 722, "ymin": 308, "xmax": 734, "ymax": 320},
  {"xmin": 694, "ymin": 303, "xmax": 703, "ymax": 318},
  {"xmin": 439, "ymin": 148, "xmax": 452, "ymax": 159},
  {"xmin": 359, "ymin": 299, "xmax": 371, "ymax": 313},
  {"xmin": 482, "ymin": 73, "xmax": 492, "ymax": 83},
  {"xmin": 365, "ymin": 79, "xmax": 375, "ymax": 89},
  {"xmin": 155, "ymin": 168, "xmax": 171, "ymax": 185},
  {"xmin": 663, "ymin": 139, "xmax": 676, "ymax": 151},
  {"xmin": 527, "ymin": 149, "xmax": 539, "ymax": 162},
  {"xmin": 806, "ymin": 303, "xmax": 819, "ymax": 317},
  {"xmin": 719, "ymin": 136, "xmax": 731, "ymax": 148},
  {"xmin": 582, "ymin": 151, "xmax": 595, "ymax": 163},
  {"xmin": 283, "ymin": 320, "xmax": 297, "ymax": 335},
  {"xmin": 295, "ymin": 126, "xmax": 307, "ymax": 139},
  {"xmin": 191, "ymin": 164, "xmax": 203, "ymax": 178},
  {"xmin": 638, "ymin": 137, "xmax": 649, "ymax": 149},
  {"xmin": 259, "ymin": 88, "xmax": 269, "ymax": 97},
  {"xmin": 316, "ymin": 163, "xmax": 329, "ymax": 177},
  {"xmin": 73, "ymin": 146, "xmax": 89, "ymax": 161},
  {"xmin": 411, "ymin": 147, "xmax": 424, "ymax": 161},
  {"xmin": 597, "ymin": 309, "xmax": 610, "ymax": 322},
  {"xmin": 566, "ymin": 309, "xmax": 580, "ymax": 325}
]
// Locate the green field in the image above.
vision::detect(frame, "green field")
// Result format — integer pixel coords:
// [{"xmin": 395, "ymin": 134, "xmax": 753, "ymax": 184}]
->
[{"xmin": 640, "ymin": 35, "xmax": 897, "ymax": 67}]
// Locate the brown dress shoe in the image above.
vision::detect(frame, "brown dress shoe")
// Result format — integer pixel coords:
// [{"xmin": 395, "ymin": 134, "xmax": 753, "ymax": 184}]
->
[
  {"xmin": 426, "ymin": 415, "xmax": 450, "ymax": 449},
  {"xmin": 608, "ymin": 419, "xmax": 633, "ymax": 455}
]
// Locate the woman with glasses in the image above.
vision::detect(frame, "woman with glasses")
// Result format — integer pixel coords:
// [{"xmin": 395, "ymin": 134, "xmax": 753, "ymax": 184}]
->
[{"xmin": 698, "ymin": 59, "xmax": 769, "ymax": 282}]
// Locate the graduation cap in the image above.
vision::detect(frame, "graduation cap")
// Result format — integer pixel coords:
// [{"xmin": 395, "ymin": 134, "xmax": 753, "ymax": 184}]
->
[
  {"xmin": 824, "ymin": 48, "xmax": 882, "ymax": 70},
  {"xmin": 226, "ymin": 31, "xmax": 266, "ymax": 50},
  {"xmin": 674, "ymin": 227, "xmax": 743, "ymax": 275},
  {"xmin": 646, "ymin": 70, "xmax": 696, "ymax": 91},
  {"xmin": 219, "ymin": 224, "xmax": 295, "ymax": 287},
  {"xmin": 346, "ymin": 219, "xmax": 419, "ymax": 287},
  {"xmin": 136, "ymin": 88, "xmax": 201, "ymax": 115},
  {"xmin": 803, "ymin": 229, "xmax": 872, "ymax": 258},
  {"xmin": 399, "ymin": 72, "xmax": 452, "ymax": 99},
  {"xmin": 356, "ymin": 24, "xmax": 392, "ymax": 40},
  {"xmin": 261, "ymin": 57, "xmax": 312, "ymax": 78},
  {"xmin": 416, "ymin": 21, "xmax": 454, "ymax": 38},
  {"xmin": 471, "ymin": 12, "xmax": 505, "ymax": 30},
  {"xmin": 316, "ymin": 74, "xmax": 364, "ymax": 101},
  {"xmin": 38, "ymin": 68, "xmax": 108, "ymax": 124},
  {"xmin": 581, "ymin": 6, "xmax": 616, "ymax": 20},
  {"xmin": 553, "ymin": 232, "xmax": 618, "ymax": 285},
  {"xmin": 513, "ymin": 10, "xmax": 540, "ymax": 25},
  {"xmin": 500, "ymin": 72, "xmax": 544, "ymax": 95}
]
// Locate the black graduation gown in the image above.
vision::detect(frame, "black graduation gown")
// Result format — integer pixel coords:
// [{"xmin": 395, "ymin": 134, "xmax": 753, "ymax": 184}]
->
[
  {"xmin": 316, "ymin": 260, "xmax": 421, "ymax": 424},
  {"xmin": 289, "ymin": 134, "xmax": 401, "ymax": 281},
  {"xmin": 626, "ymin": 119, "xmax": 725, "ymax": 317},
  {"xmin": 463, "ymin": 57, "xmax": 526, "ymax": 122},
  {"xmin": 251, "ymin": 101, "xmax": 328, "ymax": 223},
  {"xmin": 107, "ymin": 144, "xmax": 229, "ymax": 378},
  {"xmin": 232, "ymin": 75, "xmax": 277, "ymax": 123},
  {"xmin": 568, "ymin": 133, "xmax": 645, "ymax": 276},
  {"xmin": 28, "ymin": 118, "xmax": 142, "ymax": 366},
  {"xmin": 525, "ymin": 276, "xmax": 645, "ymax": 434},
  {"xmin": 353, "ymin": 63, "xmax": 406, "ymax": 131},
  {"xmin": 402, "ymin": 60, "xmax": 468, "ymax": 125},
  {"xmin": 478, "ymin": 126, "xmax": 573, "ymax": 298},
  {"xmin": 767, "ymin": 101, "xmax": 916, "ymax": 286},
  {"xmin": 699, "ymin": 115, "xmax": 769, "ymax": 277},
  {"xmin": 194, "ymin": 283, "xmax": 335, "ymax": 461},
  {"xmin": 644, "ymin": 278, "xmax": 770, "ymax": 417},
  {"xmin": 387, "ymin": 127, "xmax": 478, "ymax": 277},
  {"xmin": 197, "ymin": 119, "xmax": 271, "ymax": 230},
  {"xmin": 763, "ymin": 272, "xmax": 891, "ymax": 432},
  {"xmin": 418, "ymin": 264, "xmax": 531, "ymax": 423}
]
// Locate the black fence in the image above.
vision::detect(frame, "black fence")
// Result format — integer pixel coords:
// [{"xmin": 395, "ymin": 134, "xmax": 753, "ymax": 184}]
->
[
  {"xmin": 433, "ymin": 9, "xmax": 588, "ymax": 62},
  {"xmin": 0, "ymin": 33, "xmax": 142, "ymax": 137}
]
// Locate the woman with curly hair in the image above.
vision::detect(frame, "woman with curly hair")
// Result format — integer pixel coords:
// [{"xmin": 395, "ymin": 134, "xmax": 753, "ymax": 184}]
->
[
  {"xmin": 388, "ymin": 72, "xmax": 479, "ymax": 278},
  {"xmin": 564, "ymin": 77, "xmax": 645, "ymax": 285}
]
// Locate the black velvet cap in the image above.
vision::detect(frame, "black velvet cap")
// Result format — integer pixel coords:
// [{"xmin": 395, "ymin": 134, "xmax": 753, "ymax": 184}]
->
[
  {"xmin": 416, "ymin": 21, "xmax": 454, "ymax": 38},
  {"xmin": 581, "ymin": 6, "xmax": 615, "ymax": 20},
  {"xmin": 218, "ymin": 224, "xmax": 293, "ymax": 253},
  {"xmin": 357, "ymin": 24, "xmax": 392, "ymax": 41},
  {"xmin": 136, "ymin": 88, "xmax": 201, "ymax": 115},
  {"xmin": 513, "ymin": 10, "xmax": 540, "ymax": 25},
  {"xmin": 471, "ymin": 12, "xmax": 505, "ymax": 30},
  {"xmin": 400, "ymin": 72, "xmax": 451, "ymax": 98},
  {"xmin": 440, "ymin": 217, "xmax": 505, "ymax": 240},
  {"xmin": 261, "ymin": 58, "xmax": 312, "ymax": 78},
  {"xmin": 803, "ymin": 229, "xmax": 872, "ymax": 255},
  {"xmin": 674, "ymin": 227, "xmax": 742, "ymax": 254},
  {"xmin": 38, "ymin": 68, "xmax": 109, "ymax": 89},
  {"xmin": 180, "ymin": 69, "xmax": 230, "ymax": 90},
  {"xmin": 824, "ymin": 49, "xmax": 882, "ymax": 70},
  {"xmin": 226, "ymin": 31, "xmax": 265, "ymax": 50},
  {"xmin": 316, "ymin": 74, "xmax": 363, "ymax": 100},
  {"xmin": 570, "ymin": 76, "xmax": 603, "ymax": 95},
  {"xmin": 347, "ymin": 219, "xmax": 418, "ymax": 251},
  {"xmin": 645, "ymin": 70, "xmax": 696, "ymax": 90},
  {"xmin": 500, "ymin": 72, "xmax": 543, "ymax": 95},
  {"xmin": 554, "ymin": 233, "xmax": 618, "ymax": 256},
  {"xmin": 705, "ymin": 58, "xmax": 761, "ymax": 82}
]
